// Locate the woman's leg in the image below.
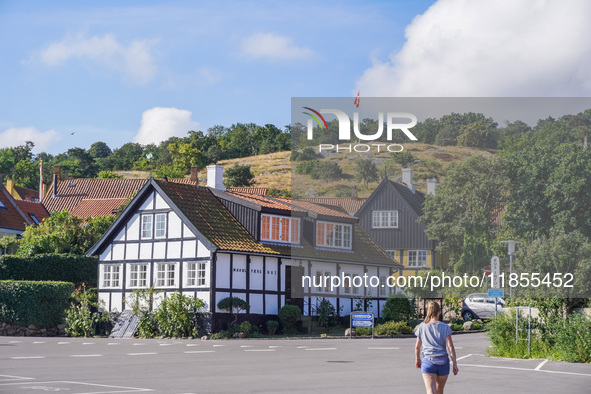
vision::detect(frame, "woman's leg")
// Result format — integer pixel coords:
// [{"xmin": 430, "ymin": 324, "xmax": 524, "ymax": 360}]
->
[
  {"xmin": 436, "ymin": 374, "xmax": 449, "ymax": 394},
  {"xmin": 422, "ymin": 373, "xmax": 438, "ymax": 394}
]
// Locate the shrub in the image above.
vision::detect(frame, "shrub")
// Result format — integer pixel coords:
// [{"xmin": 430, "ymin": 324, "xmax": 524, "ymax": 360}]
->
[
  {"xmin": 65, "ymin": 287, "xmax": 112, "ymax": 337},
  {"xmin": 486, "ymin": 310, "xmax": 549, "ymax": 359},
  {"xmin": 375, "ymin": 321, "xmax": 413, "ymax": 336},
  {"xmin": 451, "ymin": 323, "xmax": 464, "ymax": 332},
  {"xmin": 279, "ymin": 305, "xmax": 301, "ymax": 334},
  {"xmin": 239, "ymin": 321, "xmax": 252, "ymax": 335},
  {"xmin": 266, "ymin": 320, "xmax": 279, "ymax": 336},
  {"xmin": 0, "ymin": 280, "xmax": 74, "ymax": 327},
  {"xmin": 217, "ymin": 297, "xmax": 250, "ymax": 325},
  {"xmin": 317, "ymin": 298, "xmax": 339, "ymax": 329},
  {"xmin": 355, "ymin": 327, "xmax": 372, "ymax": 336},
  {"xmin": 155, "ymin": 292, "xmax": 205, "ymax": 338},
  {"xmin": 553, "ymin": 313, "xmax": 591, "ymax": 363},
  {"xmin": 210, "ymin": 332, "xmax": 225, "ymax": 340},
  {"xmin": 0, "ymin": 254, "xmax": 97, "ymax": 285},
  {"xmin": 382, "ymin": 296, "xmax": 413, "ymax": 322}
]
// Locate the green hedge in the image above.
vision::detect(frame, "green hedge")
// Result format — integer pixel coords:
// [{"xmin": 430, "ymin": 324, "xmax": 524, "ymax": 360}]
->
[
  {"xmin": 0, "ymin": 254, "xmax": 97, "ymax": 284},
  {"xmin": 0, "ymin": 280, "xmax": 74, "ymax": 327}
]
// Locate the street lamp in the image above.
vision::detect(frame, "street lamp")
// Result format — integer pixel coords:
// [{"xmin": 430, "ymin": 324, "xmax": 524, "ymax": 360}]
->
[{"xmin": 500, "ymin": 240, "xmax": 521, "ymax": 297}]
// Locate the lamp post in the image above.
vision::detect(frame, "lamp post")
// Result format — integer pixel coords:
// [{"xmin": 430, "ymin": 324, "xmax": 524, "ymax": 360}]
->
[{"xmin": 500, "ymin": 240, "xmax": 521, "ymax": 297}]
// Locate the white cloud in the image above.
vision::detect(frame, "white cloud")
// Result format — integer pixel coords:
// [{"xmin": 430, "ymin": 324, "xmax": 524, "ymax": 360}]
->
[
  {"xmin": 134, "ymin": 107, "xmax": 200, "ymax": 145},
  {"xmin": 241, "ymin": 32, "xmax": 314, "ymax": 60},
  {"xmin": 0, "ymin": 127, "xmax": 61, "ymax": 151},
  {"xmin": 38, "ymin": 33, "xmax": 158, "ymax": 84},
  {"xmin": 356, "ymin": 0, "xmax": 591, "ymax": 96}
]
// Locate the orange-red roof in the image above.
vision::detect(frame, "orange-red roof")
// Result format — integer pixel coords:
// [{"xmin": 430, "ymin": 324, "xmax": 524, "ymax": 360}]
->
[
  {"xmin": 226, "ymin": 191, "xmax": 304, "ymax": 212},
  {"xmin": 43, "ymin": 177, "xmax": 196, "ymax": 218},
  {"xmin": 226, "ymin": 187, "xmax": 268, "ymax": 195},
  {"xmin": 0, "ymin": 187, "xmax": 48, "ymax": 232},
  {"xmin": 304, "ymin": 197, "xmax": 366, "ymax": 215}
]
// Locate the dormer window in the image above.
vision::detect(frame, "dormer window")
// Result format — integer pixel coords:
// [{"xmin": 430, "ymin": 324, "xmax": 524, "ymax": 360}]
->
[
  {"xmin": 316, "ymin": 221, "xmax": 352, "ymax": 249},
  {"xmin": 261, "ymin": 214, "xmax": 300, "ymax": 244},
  {"xmin": 372, "ymin": 210, "xmax": 398, "ymax": 228}
]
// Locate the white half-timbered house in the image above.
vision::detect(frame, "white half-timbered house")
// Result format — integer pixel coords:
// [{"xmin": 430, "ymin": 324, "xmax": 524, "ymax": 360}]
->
[{"xmin": 87, "ymin": 166, "xmax": 402, "ymax": 331}]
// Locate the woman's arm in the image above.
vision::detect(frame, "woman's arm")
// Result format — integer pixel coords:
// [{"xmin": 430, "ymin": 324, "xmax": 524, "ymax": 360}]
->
[
  {"xmin": 415, "ymin": 337, "xmax": 422, "ymax": 369},
  {"xmin": 446, "ymin": 335, "xmax": 459, "ymax": 375}
]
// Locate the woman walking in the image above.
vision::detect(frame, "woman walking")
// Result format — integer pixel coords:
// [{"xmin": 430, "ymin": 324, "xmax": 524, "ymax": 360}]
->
[{"xmin": 415, "ymin": 301, "xmax": 459, "ymax": 394}]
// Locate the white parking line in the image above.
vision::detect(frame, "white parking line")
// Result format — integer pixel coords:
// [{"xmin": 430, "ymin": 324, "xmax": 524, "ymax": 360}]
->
[
  {"xmin": 128, "ymin": 352, "xmax": 158, "ymax": 356},
  {"xmin": 8, "ymin": 341, "xmax": 21, "ymax": 343},
  {"xmin": 213, "ymin": 344, "xmax": 225, "ymax": 347},
  {"xmin": 458, "ymin": 363, "xmax": 591, "ymax": 377},
  {"xmin": 33, "ymin": 341, "xmax": 46, "ymax": 344},
  {"xmin": 186, "ymin": 344, "xmax": 199, "ymax": 347},
  {"xmin": 57, "ymin": 342, "xmax": 70, "ymax": 345},
  {"xmin": 297, "ymin": 346, "xmax": 308, "ymax": 349},
  {"xmin": 305, "ymin": 348, "xmax": 337, "ymax": 351},
  {"xmin": 71, "ymin": 354, "xmax": 102, "ymax": 358},
  {"xmin": 241, "ymin": 345, "xmax": 253, "ymax": 348},
  {"xmin": 184, "ymin": 351, "xmax": 215, "ymax": 354},
  {"xmin": 159, "ymin": 343, "xmax": 172, "ymax": 346},
  {"xmin": 108, "ymin": 343, "xmax": 121, "ymax": 346},
  {"xmin": 535, "ymin": 359, "xmax": 549, "ymax": 371},
  {"xmin": 82, "ymin": 342, "xmax": 95, "ymax": 345},
  {"xmin": 269, "ymin": 346, "xmax": 282, "ymax": 348},
  {"xmin": 245, "ymin": 349, "xmax": 276, "ymax": 352},
  {"xmin": 456, "ymin": 354, "xmax": 473, "ymax": 361},
  {"xmin": 11, "ymin": 356, "xmax": 45, "ymax": 359},
  {"xmin": 133, "ymin": 343, "xmax": 146, "ymax": 346}
]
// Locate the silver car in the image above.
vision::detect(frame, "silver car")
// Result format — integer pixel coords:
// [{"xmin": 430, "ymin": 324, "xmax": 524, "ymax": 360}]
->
[{"xmin": 461, "ymin": 293, "xmax": 504, "ymax": 320}]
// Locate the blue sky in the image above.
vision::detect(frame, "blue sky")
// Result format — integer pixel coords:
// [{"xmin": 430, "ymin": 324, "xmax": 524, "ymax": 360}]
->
[{"xmin": 1, "ymin": 0, "xmax": 590, "ymax": 154}]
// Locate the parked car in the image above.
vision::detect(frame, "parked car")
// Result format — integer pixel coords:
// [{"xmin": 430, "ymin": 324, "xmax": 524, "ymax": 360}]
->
[{"xmin": 461, "ymin": 293, "xmax": 504, "ymax": 320}]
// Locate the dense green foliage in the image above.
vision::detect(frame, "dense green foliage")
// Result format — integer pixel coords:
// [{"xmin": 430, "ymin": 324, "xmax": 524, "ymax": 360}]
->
[
  {"xmin": 223, "ymin": 164, "xmax": 255, "ymax": 187},
  {"xmin": 217, "ymin": 297, "xmax": 250, "ymax": 325},
  {"xmin": 0, "ymin": 280, "xmax": 74, "ymax": 327},
  {"xmin": 0, "ymin": 123, "xmax": 290, "ymax": 191},
  {"xmin": 374, "ymin": 320, "xmax": 413, "ymax": 336},
  {"xmin": 15, "ymin": 210, "xmax": 114, "ymax": 257},
  {"xmin": 278, "ymin": 305, "xmax": 301, "ymax": 334},
  {"xmin": 65, "ymin": 288, "xmax": 112, "ymax": 337},
  {"xmin": 266, "ymin": 320, "xmax": 279, "ymax": 335},
  {"xmin": 0, "ymin": 254, "xmax": 97, "ymax": 284},
  {"xmin": 155, "ymin": 292, "xmax": 205, "ymax": 337},
  {"xmin": 382, "ymin": 296, "xmax": 413, "ymax": 322},
  {"xmin": 354, "ymin": 158, "xmax": 379, "ymax": 189}
]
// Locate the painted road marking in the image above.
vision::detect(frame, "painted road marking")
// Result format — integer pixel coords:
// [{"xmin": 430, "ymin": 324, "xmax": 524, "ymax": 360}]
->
[
  {"xmin": 8, "ymin": 341, "xmax": 21, "ymax": 343},
  {"xmin": 297, "ymin": 346, "xmax": 308, "ymax": 349},
  {"xmin": 456, "ymin": 354, "xmax": 473, "ymax": 361},
  {"xmin": 0, "ymin": 375, "xmax": 34, "ymax": 382},
  {"xmin": 133, "ymin": 343, "xmax": 146, "ymax": 345},
  {"xmin": 108, "ymin": 342, "xmax": 121, "ymax": 346},
  {"xmin": 368, "ymin": 347, "xmax": 399, "ymax": 350},
  {"xmin": 213, "ymin": 344, "xmax": 225, "ymax": 347},
  {"xmin": 245, "ymin": 349, "xmax": 276, "ymax": 352},
  {"xmin": 57, "ymin": 342, "xmax": 70, "ymax": 345},
  {"xmin": 33, "ymin": 341, "xmax": 46, "ymax": 344},
  {"xmin": 11, "ymin": 356, "xmax": 45, "ymax": 359},
  {"xmin": 535, "ymin": 359, "xmax": 549, "ymax": 371},
  {"xmin": 459, "ymin": 363, "xmax": 591, "ymax": 377},
  {"xmin": 269, "ymin": 346, "xmax": 282, "ymax": 348},
  {"xmin": 71, "ymin": 354, "xmax": 102, "ymax": 357},
  {"xmin": 186, "ymin": 344, "xmax": 199, "ymax": 347},
  {"xmin": 184, "ymin": 351, "xmax": 215, "ymax": 354},
  {"xmin": 82, "ymin": 342, "xmax": 95, "ymax": 345},
  {"xmin": 241, "ymin": 345, "xmax": 253, "ymax": 348},
  {"xmin": 128, "ymin": 352, "xmax": 158, "ymax": 356},
  {"xmin": 0, "ymin": 380, "xmax": 153, "ymax": 392},
  {"xmin": 305, "ymin": 348, "xmax": 337, "ymax": 351}
]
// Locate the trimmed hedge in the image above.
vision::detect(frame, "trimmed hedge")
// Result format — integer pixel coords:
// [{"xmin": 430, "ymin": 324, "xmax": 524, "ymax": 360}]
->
[
  {"xmin": 0, "ymin": 280, "xmax": 74, "ymax": 327},
  {"xmin": 0, "ymin": 254, "xmax": 97, "ymax": 284}
]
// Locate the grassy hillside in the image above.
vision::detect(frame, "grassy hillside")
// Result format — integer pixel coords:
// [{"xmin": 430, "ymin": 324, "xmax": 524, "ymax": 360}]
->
[{"xmin": 117, "ymin": 144, "xmax": 494, "ymax": 197}]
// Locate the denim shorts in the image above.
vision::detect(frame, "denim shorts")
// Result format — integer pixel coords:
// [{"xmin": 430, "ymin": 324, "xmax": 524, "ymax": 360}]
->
[{"xmin": 421, "ymin": 357, "xmax": 450, "ymax": 376}]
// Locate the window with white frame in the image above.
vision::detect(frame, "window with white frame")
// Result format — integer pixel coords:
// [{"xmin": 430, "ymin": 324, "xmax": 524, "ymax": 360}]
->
[
  {"xmin": 372, "ymin": 210, "xmax": 398, "ymax": 228},
  {"xmin": 343, "ymin": 274, "xmax": 352, "ymax": 294},
  {"xmin": 386, "ymin": 250, "xmax": 397, "ymax": 260},
  {"xmin": 314, "ymin": 270, "xmax": 331, "ymax": 292},
  {"xmin": 102, "ymin": 264, "xmax": 121, "ymax": 288},
  {"xmin": 155, "ymin": 213, "xmax": 167, "ymax": 238},
  {"xmin": 186, "ymin": 262, "xmax": 207, "ymax": 287},
  {"xmin": 156, "ymin": 263, "xmax": 177, "ymax": 287},
  {"xmin": 316, "ymin": 221, "xmax": 352, "ymax": 249},
  {"xmin": 352, "ymin": 274, "xmax": 361, "ymax": 295},
  {"xmin": 408, "ymin": 250, "xmax": 428, "ymax": 267},
  {"xmin": 129, "ymin": 264, "xmax": 148, "ymax": 288},
  {"xmin": 261, "ymin": 214, "xmax": 300, "ymax": 244},
  {"xmin": 379, "ymin": 275, "xmax": 388, "ymax": 297},
  {"xmin": 141, "ymin": 214, "xmax": 152, "ymax": 239}
]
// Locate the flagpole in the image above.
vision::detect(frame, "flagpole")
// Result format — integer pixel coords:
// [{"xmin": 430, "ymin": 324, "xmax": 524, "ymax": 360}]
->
[{"xmin": 39, "ymin": 158, "xmax": 43, "ymax": 201}]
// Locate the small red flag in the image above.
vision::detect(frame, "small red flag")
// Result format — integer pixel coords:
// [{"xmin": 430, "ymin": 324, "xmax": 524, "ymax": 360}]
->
[{"xmin": 354, "ymin": 91, "xmax": 360, "ymax": 108}]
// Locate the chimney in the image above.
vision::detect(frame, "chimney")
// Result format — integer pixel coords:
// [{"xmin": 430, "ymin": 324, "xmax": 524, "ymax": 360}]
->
[
  {"xmin": 0, "ymin": 173, "xmax": 3, "ymax": 186},
  {"xmin": 351, "ymin": 185, "xmax": 358, "ymax": 199},
  {"xmin": 206, "ymin": 165, "xmax": 226, "ymax": 191},
  {"xmin": 53, "ymin": 166, "xmax": 62, "ymax": 182},
  {"xmin": 401, "ymin": 167, "xmax": 415, "ymax": 193},
  {"xmin": 6, "ymin": 178, "xmax": 15, "ymax": 196},
  {"xmin": 190, "ymin": 166, "xmax": 199, "ymax": 184},
  {"xmin": 427, "ymin": 178, "xmax": 438, "ymax": 196}
]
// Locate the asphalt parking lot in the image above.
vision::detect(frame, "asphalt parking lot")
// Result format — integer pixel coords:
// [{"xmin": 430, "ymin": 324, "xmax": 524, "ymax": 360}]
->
[{"xmin": 0, "ymin": 333, "xmax": 590, "ymax": 393}]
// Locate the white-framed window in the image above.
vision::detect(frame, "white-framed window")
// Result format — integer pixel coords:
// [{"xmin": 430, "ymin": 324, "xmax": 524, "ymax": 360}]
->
[
  {"xmin": 316, "ymin": 221, "xmax": 352, "ymax": 249},
  {"xmin": 156, "ymin": 263, "xmax": 177, "ymax": 287},
  {"xmin": 343, "ymin": 274, "xmax": 352, "ymax": 294},
  {"xmin": 314, "ymin": 270, "xmax": 331, "ymax": 292},
  {"xmin": 408, "ymin": 250, "xmax": 428, "ymax": 267},
  {"xmin": 129, "ymin": 264, "xmax": 149, "ymax": 288},
  {"xmin": 379, "ymin": 275, "xmax": 388, "ymax": 297},
  {"xmin": 141, "ymin": 214, "xmax": 153, "ymax": 239},
  {"xmin": 352, "ymin": 275, "xmax": 361, "ymax": 295},
  {"xmin": 155, "ymin": 213, "xmax": 167, "ymax": 238},
  {"xmin": 386, "ymin": 250, "xmax": 397, "ymax": 260},
  {"xmin": 186, "ymin": 262, "xmax": 207, "ymax": 287},
  {"xmin": 102, "ymin": 264, "xmax": 121, "ymax": 288},
  {"xmin": 261, "ymin": 214, "xmax": 300, "ymax": 244},
  {"xmin": 372, "ymin": 210, "xmax": 398, "ymax": 228}
]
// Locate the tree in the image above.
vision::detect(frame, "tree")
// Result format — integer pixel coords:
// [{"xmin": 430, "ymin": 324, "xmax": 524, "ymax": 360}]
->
[
  {"xmin": 456, "ymin": 121, "xmax": 498, "ymax": 149},
  {"xmin": 354, "ymin": 158, "xmax": 379, "ymax": 189},
  {"xmin": 96, "ymin": 171, "xmax": 123, "ymax": 179},
  {"xmin": 12, "ymin": 160, "xmax": 37, "ymax": 189},
  {"xmin": 224, "ymin": 164, "xmax": 255, "ymax": 187},
  {"xmin": 58, "ymin": 147, "xmax": 99, "ymax": 178},
  {"xmin": 16, "ymin": 210, "xmax": 115, "ymax": 256},
  {"xmin": 420, "ymin": 156, "xmax": 508, "ymax": 274},
  {"xmin": 217, "ymin": 297, "xmax": 250, "ymax": 325},
  {"xmin": 434, "ymin": 125, "xmax": 459, "ymax": 146},
  {"xmin": 88, "ymin": 142, "xmax": 112, "ymax": 159},
  {"xmin": 391, "ymin": 151, "xmax": 416, "ymax": 167},
  {"xmin": 315, "ymin": 161, "xmax": 342, "ymax": 183},
  {"xmin": 108, "ymin": 143, "xmax": 144, "ymax": 171}
]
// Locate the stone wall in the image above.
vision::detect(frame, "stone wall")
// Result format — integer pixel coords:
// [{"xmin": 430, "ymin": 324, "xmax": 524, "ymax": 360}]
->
[{"xmin": 0, "ymin": 322, "xmax": 66, "ymax": 337}]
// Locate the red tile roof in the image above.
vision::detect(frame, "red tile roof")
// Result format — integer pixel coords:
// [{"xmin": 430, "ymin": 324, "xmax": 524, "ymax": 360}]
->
[
  {"xmin": 226, "ymin": 187, "xmax": 268, "ymax": 195},
  {"xmin": 13, "ymin": 185, "xmax": 39, "ymax": 201},
  {"xmin": 226, "ymin": 191, "xmax": 305, "ymax": 213},
  {"xmin": 0, "ymin": 187, "xmax": 48, "ymax": 232},
  {"xmin": 43, "ymin": 177, "xmax": 196, "ymax": 218},
  {"xmin": 280, "ymin": 198, "xmax": 356, "ymax": 220},
  {"xmin": 304, "ymin": 197, "xmax": 367, "ymax": 215}
]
